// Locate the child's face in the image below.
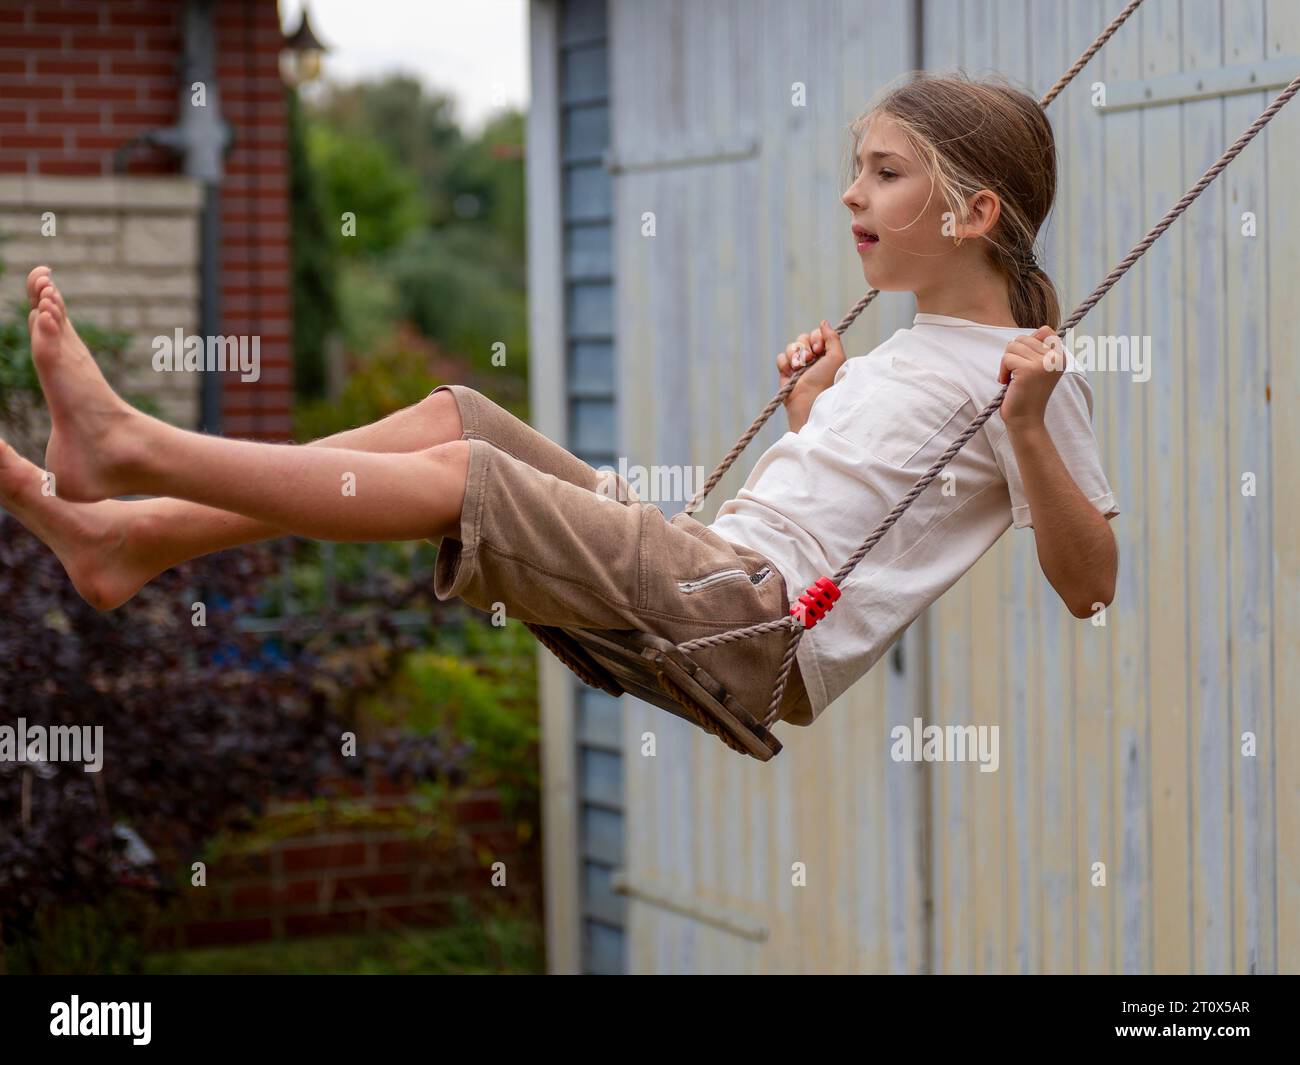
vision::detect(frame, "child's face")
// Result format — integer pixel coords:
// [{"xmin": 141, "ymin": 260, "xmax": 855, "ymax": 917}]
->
[{"xmin": 841, "ymin": 113, "xmax": 962, "ymax": 293}]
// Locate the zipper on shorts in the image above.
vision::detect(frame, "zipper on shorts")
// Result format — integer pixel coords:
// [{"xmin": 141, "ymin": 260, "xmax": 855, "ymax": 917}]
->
[{"xmin": 676, "ymin": 568, "xmax": 748, "ymax": 594}]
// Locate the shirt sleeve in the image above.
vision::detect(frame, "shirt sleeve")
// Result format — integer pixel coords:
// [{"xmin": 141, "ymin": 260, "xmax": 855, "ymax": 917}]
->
[{"xmin": 992, "ymin": 369, "xmax": 1119, "ymax": 530}]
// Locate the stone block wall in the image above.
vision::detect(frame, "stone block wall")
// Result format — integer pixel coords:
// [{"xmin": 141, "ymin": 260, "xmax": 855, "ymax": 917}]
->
[{"xmin": 0, "ymin": 173, "xmax": 203, "ymax": 433}]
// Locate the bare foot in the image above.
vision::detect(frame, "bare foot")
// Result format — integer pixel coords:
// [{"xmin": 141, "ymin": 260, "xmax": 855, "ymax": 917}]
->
[
  {"xmin": 27, "ymin": 267, "xmax": 144, "ymax": 503},
  {"xmin": 0, "ymin": 437, "xmax": 155, "ymax": 610}
]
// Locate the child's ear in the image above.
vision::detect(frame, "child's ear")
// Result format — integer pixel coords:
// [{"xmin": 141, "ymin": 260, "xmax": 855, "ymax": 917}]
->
[{"xmin": 963, "ymin": 188, "xmax": 1002, "ymax": 237}]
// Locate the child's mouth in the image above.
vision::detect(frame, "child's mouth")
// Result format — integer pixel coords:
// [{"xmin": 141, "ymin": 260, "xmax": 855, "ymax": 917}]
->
[{"xmin": 853, "ymin": 226, "xmax": 879, "ymax": 251}]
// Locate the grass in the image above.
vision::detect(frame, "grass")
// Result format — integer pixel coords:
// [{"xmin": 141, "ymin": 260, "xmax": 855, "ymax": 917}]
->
[{"xmin": 142, "ymin": 897, "xmax": 543, "ymax": 975}]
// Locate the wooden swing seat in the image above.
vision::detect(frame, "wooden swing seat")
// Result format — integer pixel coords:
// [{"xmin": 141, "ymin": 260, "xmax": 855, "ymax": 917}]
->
[{"xmin": 524, "ymin": 622, "xmax": 783, "ymax": 761}]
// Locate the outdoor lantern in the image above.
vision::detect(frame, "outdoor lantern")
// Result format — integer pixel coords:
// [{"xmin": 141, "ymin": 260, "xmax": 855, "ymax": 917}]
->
[{"xmin": 280, "ymin": 4, "xmax": 329, "ymax": 87}]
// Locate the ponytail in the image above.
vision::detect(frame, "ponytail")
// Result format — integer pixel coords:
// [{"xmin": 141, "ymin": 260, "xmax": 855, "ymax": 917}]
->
[{"xmin": 1009, "ymin": 261, "xmax": 1061, "ymax": 332}]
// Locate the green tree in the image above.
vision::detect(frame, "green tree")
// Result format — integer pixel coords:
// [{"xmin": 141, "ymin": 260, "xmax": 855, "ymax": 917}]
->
[
  {"xmin": 293, "ymin": 74, "xmax": 528, "ymax": 414},
  {"xmin": 443, "ymin": 110, "xmax": 525, "ymax": 258},
  {"xmin": 307, "ymin": 123, "xmax": 426, "ymax": 259},
  {"xmin": 386, "ymin": 227, "xmax": 527, "ymax": 379},
  {"xmin": 313, "ymin": 75, "xmax": 464, "ymax": 225},
  {"xmin": 288, "ymin": 86, "xmax": 340, "ymax": 402}
]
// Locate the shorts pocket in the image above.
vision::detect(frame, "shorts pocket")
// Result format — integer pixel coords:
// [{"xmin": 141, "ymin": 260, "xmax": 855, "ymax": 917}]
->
[
  {"xmin": 676, "ymin": 561, "xmax": 777, "ymax": 595},
  {"xmin": 676, "ymin": 567, "xmax": 748, "ymax": 594},
  {"xmin": 828, "ymin": 357, "xmax": 971, "ymax": 469}
]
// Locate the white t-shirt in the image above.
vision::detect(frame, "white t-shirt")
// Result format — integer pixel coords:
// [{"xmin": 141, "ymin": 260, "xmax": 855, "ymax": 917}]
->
[{"xmin": 707, "ymin": 311, "xmax": 1119, "ymax": 723}]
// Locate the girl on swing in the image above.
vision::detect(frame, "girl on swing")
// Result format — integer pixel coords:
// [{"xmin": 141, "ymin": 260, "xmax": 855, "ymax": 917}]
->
[{"xmin": 0, "ymin": 73, "xmax": 1117, "ymax": 727}]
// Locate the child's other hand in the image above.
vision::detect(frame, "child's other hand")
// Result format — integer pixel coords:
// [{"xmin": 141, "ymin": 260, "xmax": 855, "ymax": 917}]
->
[
  {"xmin": 997, "ymin": 325, "xmax": 1065, "ymax": 430},
  {"xmin": 777, "ymin": 319, "xmax": 845, "ymax": 429}
]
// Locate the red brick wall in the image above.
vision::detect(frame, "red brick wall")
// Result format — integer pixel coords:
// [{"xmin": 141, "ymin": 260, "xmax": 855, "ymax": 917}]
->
[
  {"xmin": 214, "ymin": 0, "xmax": 291, "ymax": 438},
  {"xmin": 0, "ymin": 0, "xmax": 293, "ymax": 439},
  {"xmin": 149, "ymin": 774, "xmax": 542, "ymax": 951},
  {"xmin": 0, "ymin": 0, "xmax": 180, "ymax": 177}
]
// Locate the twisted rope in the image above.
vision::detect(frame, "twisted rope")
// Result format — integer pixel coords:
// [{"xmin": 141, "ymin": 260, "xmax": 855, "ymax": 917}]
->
[
  {"xmin": 1037, "ymin": 0, "xmax": 1144, "ymax": 109},
  {"xmin": 678, "ymin": 69, "xmax": 1300, "ymax": 730},
  {"xmin": 683, "ymin": 290, "xmax": 880, "ymax": 512},
  {"xmin": 682, "ymin": 0, "xmax": 1145, "ymax": 518}
]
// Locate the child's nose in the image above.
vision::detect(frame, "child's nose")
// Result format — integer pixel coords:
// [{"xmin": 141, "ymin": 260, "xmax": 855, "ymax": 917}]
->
[{"xmin": 842, "ymin": 180, "xmax": 864, "ymax": 210}]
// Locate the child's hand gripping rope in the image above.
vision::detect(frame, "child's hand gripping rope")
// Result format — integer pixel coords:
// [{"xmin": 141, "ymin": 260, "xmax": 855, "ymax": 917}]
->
[
  {"xmin": 997, "ymin": 324, "xmax": 1067, "ymax": 429},
  {"xmin": 776, "ymin": 319, "xmax": 847, "ymax": 432}
]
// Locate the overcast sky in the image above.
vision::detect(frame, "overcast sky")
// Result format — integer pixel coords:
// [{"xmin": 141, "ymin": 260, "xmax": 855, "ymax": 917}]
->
[{"xmin": 279, "ymin": 0, "xmax": 530, "ymax": 132}]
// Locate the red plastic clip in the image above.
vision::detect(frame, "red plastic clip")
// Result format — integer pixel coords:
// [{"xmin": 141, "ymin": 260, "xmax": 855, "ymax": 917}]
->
[{"xmin": 790, "ymin": 576, "xmax": 841, "ymax": 629}]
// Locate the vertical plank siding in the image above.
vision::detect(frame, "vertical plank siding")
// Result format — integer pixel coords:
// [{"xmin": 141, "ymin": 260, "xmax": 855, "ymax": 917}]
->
[
  {"xmin": 1100, "ymin": 0, "xmax": 1150, "ymax": 977},
  {"xmin": 610, "ymin": 0, "xmax": 922, "ymax": 974},
  {"xmin": 1138, "ymin": 0, "xmax": 1192, "ymax": 974},
  {"xmin": 1222, "ymin": 0, "xmax": 1269, "ymax": 978},
  {"xmin": 1265, "ymin": 0, "xmax": 1300, "ymax": 976},
  {"xmin": 534, "ymin": 0, "xmax": 1299, "ymax": 972},
  {"xmin": 923, "ymin": 0, "xmax": 1294, "ymax": 974}
]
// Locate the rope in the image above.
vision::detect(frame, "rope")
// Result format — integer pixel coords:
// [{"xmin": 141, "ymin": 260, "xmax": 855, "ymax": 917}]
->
[
  {"xmin": 683, "ymin": 0, "xmax": 1145, "ymax": 518},
  {"xmin": 1037, "ymin": 0, "xmax": 1144, "ymax": 109},
  {"xmin": 677, "ymin": 69, "xmax": 1300, "ymax": 729},
  {"xmin": 683, "ymin": 290, "xmax": 879, "ymax": 512}
]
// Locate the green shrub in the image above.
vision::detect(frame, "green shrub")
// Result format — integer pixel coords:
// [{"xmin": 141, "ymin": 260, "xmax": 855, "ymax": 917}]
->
[
  {"xmin": 387, "ymin": 226, "xmax": 528, "ymax": 379},
  {"xmin": 306, "ymin": 123, "xmax": 426, "ymax": 259},
  {"xmin": 288, "ymin": 86, "xmax": 340, "ymax": 403},
  {"xmin": 334, "ymin": 259, "xmax": 401, "ymax": 356},
  {"xmin": 291, "ymin": 326, "xmax": 445, "ymax": 443},
  {"xmin": 142, "ymin": 896, "xmax": 542, "ymax": 974},
  {"xmin": 360, "ymin": 620, "xmax": 540, "ymax": 816}
]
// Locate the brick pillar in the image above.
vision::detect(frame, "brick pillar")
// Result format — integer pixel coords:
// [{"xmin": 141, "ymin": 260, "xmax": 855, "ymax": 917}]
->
[{"xmin": 214, "ymin": 0, "xmax": 293, "ymax": 440}]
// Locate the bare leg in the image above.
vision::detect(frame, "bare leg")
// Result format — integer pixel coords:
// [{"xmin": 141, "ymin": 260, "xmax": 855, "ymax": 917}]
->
[
  {"xmin": 0, "ymin": 267, "xmax": 465, "ymax": 608},
  {"xmin": 30, "ymin": 275, "xmax": 469, "ymax": 538},
  {"xmin": 118, "ymin": 389, "xmax": 462, "ymax": 588}
]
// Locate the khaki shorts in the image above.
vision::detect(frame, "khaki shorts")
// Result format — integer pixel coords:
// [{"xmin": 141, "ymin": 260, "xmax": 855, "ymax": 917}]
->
[{"xmin": 429, "ymin": 384, "xmax": 811, "ymax": 723}]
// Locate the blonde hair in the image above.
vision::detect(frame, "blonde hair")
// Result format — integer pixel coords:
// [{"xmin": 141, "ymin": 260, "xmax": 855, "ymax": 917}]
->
[{"xmin": 848, "ymin": 71, "xmax": 1061, "ymax": 330}]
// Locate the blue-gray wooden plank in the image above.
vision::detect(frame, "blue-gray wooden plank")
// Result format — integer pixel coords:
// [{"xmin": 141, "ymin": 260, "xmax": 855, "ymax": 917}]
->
[
  {"xmin": 1140, "ymin": 0, "xmax": 1193, "ymax": 972},
  {"xmin": 564, "ymin": 163, "xmax": 611, "ymax": 221},
  {"xmin": 563, "ymin": 103, "xmax": 610, "ymax": 163},
  {"xmin": 565, "ymin": 222, "xmax": 613, "ymax": 280},
  {"xmin": 562, "ymin": 0, "xmax": 606, "ymax": 44},
  {"xmin": 1002, "ymin": 0, "xmax": 1039, "ymax": 978},
  {"xmin": 567, "ymin": 339, "xmax": 616, "ymax": 396},
  {"xmin": 1222, "ymin": 0, "xmax": 1271, "ymax": 975},
  {"xmin": 567, "ymin": 280, "xmax": 614, "ymax": 336},
  {"xmin": 560, "ymin": 0, "xmax": 624, "ymax": 976},
  {"xmin": 1183, "ymin": 0, "xmax": 1231, "ymax": 975},
  {"xmin": 562, "ymin": 42, "xmax": 609, "ymax": 103},
  {"xmin": 577, "ymin": 689, "xmax": 623, "ymax": 749},
  {"xmin": 568, "ymin": 397, "xmax": 617, "ymax": 453},
  {"xmin": 582, "ymin": 805, "xmax": 624, "ymax": 864},
  {"xmin": 583, "ymin": 860, "xmax": 628, "ymax": 925},
  {"xmin": 584, "ymin": 919, "xmax": 623, "ymax": 973},
  {"xmin": 1099, "ymin": 0, "xmax": 1150, "ymax": 976}
]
